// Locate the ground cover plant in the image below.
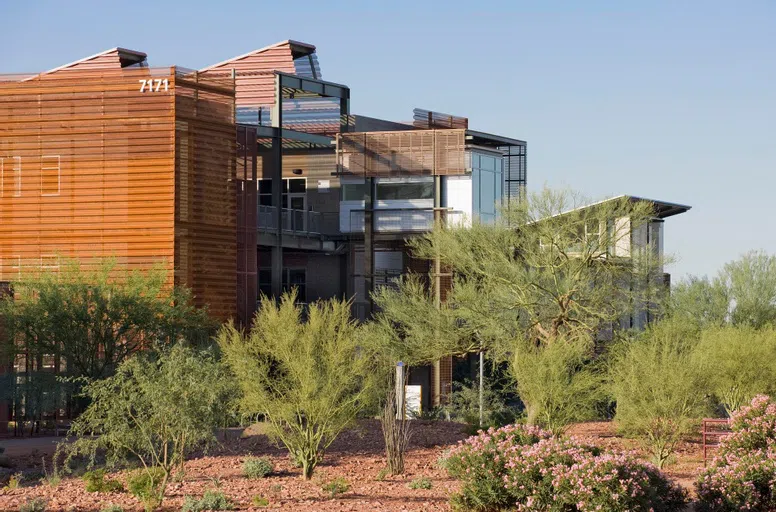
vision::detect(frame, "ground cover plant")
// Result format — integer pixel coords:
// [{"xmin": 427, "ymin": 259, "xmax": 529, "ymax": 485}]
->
[
  {"xmin": 695, "ymin": 395, "xmax": 776, "ymax": 511},
  {"xmin": 443, "ymin": 423, "xmax": 686, "ymax": 511}
]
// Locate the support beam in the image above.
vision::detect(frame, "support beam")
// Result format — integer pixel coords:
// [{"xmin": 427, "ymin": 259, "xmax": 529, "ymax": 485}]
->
[
  {"xmin": 270, "ymin": 74, "xmax": 283, "ymax": 297},
  {"xmin": 364, "ymin": 177, "xmax": 375, "ymax": 317}
]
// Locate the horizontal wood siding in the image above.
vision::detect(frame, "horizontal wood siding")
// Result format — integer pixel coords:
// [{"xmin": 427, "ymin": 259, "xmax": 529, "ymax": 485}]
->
[
  {"xmin": 174, "ymin": 72, "xmax": 237, "ymax": 320},
  {"xmin": 0, "ymin": 68, "xmax": 176, "ymax": 282}
]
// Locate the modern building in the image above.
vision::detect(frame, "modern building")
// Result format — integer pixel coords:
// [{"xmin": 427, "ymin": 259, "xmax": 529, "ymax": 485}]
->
[{"xmin": 0, "ymin": 39, "xmax": 687, "ymax": 430}]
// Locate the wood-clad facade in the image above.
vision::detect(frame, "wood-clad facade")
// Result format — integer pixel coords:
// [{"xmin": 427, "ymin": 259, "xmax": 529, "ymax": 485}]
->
[{"xmin": 0, "ymin": 67, "xmax": 236, "ymax": 320}]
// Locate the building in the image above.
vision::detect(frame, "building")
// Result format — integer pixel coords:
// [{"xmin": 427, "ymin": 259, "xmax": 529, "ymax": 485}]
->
[{"xmin": 0, "ymin": 39, "xmax": 687, "ymax": 430}]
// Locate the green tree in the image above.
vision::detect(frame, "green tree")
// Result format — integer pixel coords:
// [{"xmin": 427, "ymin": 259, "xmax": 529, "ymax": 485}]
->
[
  {"xmin": 217, "ymin": 292, "xmax": 377, "ymax": 480},
  {"xmin": 669, "ymin": 250, "xmax": 776, "ymax": 330},
  {"xmin": 609, "ymin": 319, "xmax": 708, "ymax": 468},
  {"xmin": 60, "ymin": 343, "xmax": 232, "ymax": 511},
  {"xmin": 667, "ymin": 276, "xmax": 729, "ymax": 329},
  {"xmin": 384, "ymin": 189, "xmax": 665, "ymax": 431},
  {"xmin": 692, "ymin": 325, "xmax": 776, "ymax": 416},
  {"xmin": 0, "ymin": 258, "xmax": 216, "ymax": 416},
  {"xmin": 722, "ymin": 250, "xmax": 776, "ymax": 328}
]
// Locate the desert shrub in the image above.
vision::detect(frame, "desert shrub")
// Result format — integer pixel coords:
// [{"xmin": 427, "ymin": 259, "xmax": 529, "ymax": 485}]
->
[
  {"xmin": 127, "ymin": 467, "xmax": 166, "ymax": 511},
  {"xmin": 609, "ymin": 320, "xmax": 708, "ymax": 468},
  {"xmin": 444, "ymin": 423, "xmax": 686, "ymax": 512},
  {"xmin": 251, "ymin": 495, "xmax": 269, "ymax": 508},
  {"xmin": 510, "ymin": 334, "xmax": 604, "ymax": 435},
  {"xmin": 242, "ymin": 456, "xmax": 273, "ymax": 479},
  {"xmin": 693, "ymin": 326, "xmax": 776, "ymax": 416},
  {"xmin": 83, "ymin": 469, "xmax": 124, "ymax": 493},
  {"xmin": 181, "ymin": 490, "xmax": 235, "ymax": 512},
  {"xmin": 18, "ymin": 498, "xmax": 47, "ymax": 512},
  {"xmin": 321, "ymin": 477, "xmax": 350, "ymax": 497},
  {"xmin": 218, "ymin": 293, "xmax": 378, "ymax": 480},
  {"xmin": 408, "ymin": 476, "xmax": 432, "ymax": 489},
  {"xmin": 3, "ymin": 472, "xmax": 23, "ymax": 490},
  {"xmin": 443, "ymin": 378, "xmax": 519, "ymax": 431},
  {"xmin": 100, "ymin": 506, "xmax": 124, "ymax": 512},
  {"xmin": 696, "ymin": 395, "xmax": 776, "ymax": 511},
  {"xmin": 61, "ymin": 344, "xmax": 232, "ymax": 511},
  {"xmin": 443, "ymin": 424, "xmax": 552, "ymax": 510}
]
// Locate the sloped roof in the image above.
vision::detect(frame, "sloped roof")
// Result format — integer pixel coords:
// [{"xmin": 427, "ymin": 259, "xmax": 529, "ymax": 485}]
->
[{"xmin": 200, "ymin": 40, "xmax": 316, "ymax": 71}]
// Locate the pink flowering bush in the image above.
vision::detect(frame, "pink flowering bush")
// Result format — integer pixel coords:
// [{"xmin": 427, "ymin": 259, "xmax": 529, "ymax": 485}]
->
[
  {"xmin": 443, "ymin": 424, "xmax": 686, "ymax": 511},
  {"xmin": 696, "ymin": 395, "xmax": 776, "ymax": 511}
]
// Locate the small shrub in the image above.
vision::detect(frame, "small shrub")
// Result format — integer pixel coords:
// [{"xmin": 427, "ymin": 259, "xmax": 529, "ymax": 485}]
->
[
  {"xmin": 242, "ymin": 456, "xmax": 273, "ymax": 479},
  {"xmin": 321, "ymin": 477, "xmax": 350, "ymax": 497},
  {"xmin": 408, "ymin": 476, "xmax": 432, "ymax": 490},
  {"xmin": 444, "ymin": 423, "xmax": 686, "ymax": 512},
  {"xmin": 18, "ymin": 498, "xmax": 47, "ymax": 512},
  {"xmin": 696, "ymin": 395, "xmax": 776, "ymax": 511},
  {"xmin": 375, "ymin": 467, "xmax": 390, "ymax": 481},
  {"xmin": 251, "ymin": 495, "xmax": 269, "ymax": 508},
  {"xmin": 181, "ymin": 490, "xmax": 235, "ymax": 512},
  {"xmin": 40, "ymin": 457, "xmax": 60, "ymax": 488},
  {"xmin": 83, "ymin": 469, "xmax": 125, "ymax": 493},
  {"xmin": 127, "ymin": 467, "xmax": 166, "ymax": 512},
  {"xmin": 100, "ymin": 506, "xmax": 125, "ymax": 512},
  {"xmin": 3, "ymin": 472, "xmax": 23, "ymax": 490}
]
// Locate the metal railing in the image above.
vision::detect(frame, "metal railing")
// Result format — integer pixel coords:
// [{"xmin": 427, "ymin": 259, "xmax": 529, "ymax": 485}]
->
[
  {"xmin": 702, "ymin": 418, "xmax": 731, "ymax": 465},
  {"xmin": 346, "ymin": 208, "xmax": 465, "ymax": 233},
  {"xmin": 257, "ymin": 206, "xmax": 339, "ymax": 237}
]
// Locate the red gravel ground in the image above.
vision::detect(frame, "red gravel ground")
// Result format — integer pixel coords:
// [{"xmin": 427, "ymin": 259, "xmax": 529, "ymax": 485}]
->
[{"xmin": 0, "ymin": 420, "xmax": 706, "ymax": 511}]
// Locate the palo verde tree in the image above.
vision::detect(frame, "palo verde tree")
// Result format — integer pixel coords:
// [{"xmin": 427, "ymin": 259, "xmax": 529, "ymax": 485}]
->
[
  {"xmin": 669, "ymin": 250, "xmax": 776, "ymax": 330},
  {"xmin": 218, "ymin": 292, "xmax": 378, "ymax": 480},
  {"xmin": 386, "ymin": 188, "xmax": 667, "ymax": 432},
  {"xmin": 0, "ymin": 258, "xmax": 216, "ymax": 415}
]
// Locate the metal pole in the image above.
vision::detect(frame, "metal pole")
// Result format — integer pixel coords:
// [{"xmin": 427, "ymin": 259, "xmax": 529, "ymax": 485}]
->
[
  {"xmin": 479, "ymin": 349, "xmax": 484, "ymax": 426},
  {"xmin": 396, "ymin": 362, "xmax": 405, "ymax": 420}
]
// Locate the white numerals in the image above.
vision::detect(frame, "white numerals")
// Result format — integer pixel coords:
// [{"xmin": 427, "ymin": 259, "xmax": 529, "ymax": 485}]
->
[{"xmin": 139, "ymin": 79, "xmax": 169, "ymax": 93}]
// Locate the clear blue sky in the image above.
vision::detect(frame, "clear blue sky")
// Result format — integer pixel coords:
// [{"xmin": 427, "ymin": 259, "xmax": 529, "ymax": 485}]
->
[{"xmin": 2, "ymin": 0, "xmax": 774, "ymax": 280}]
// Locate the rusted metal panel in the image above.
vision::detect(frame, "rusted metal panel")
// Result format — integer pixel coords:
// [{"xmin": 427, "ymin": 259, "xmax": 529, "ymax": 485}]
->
[
  {"xmin": 0, "ymin": 66, "xmax": 237, "ymax": 320},
  {"xmin": 337, "ymin": 129, "xmax": 467, "ymax": 177},
  {"xmin": 173, "ymin": 70, "xmax": 237, "ymax": 321}
]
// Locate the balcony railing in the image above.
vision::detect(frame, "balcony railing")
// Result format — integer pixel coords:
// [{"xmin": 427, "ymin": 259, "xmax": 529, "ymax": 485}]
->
[
  {"xmin": 345, "ymin": 208, "xmax": 465, "ymax": 234},
  {"xmin": 258, "ymin": 206, "xmax": 339, "ymax": 237}
]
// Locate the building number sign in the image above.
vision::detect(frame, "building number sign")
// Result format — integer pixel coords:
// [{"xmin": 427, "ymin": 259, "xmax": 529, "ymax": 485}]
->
[{"xmin": 138, "ymin": 79, "xmax": 169, "ymax": 93}]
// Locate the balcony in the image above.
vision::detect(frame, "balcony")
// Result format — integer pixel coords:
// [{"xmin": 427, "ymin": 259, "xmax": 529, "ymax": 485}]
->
[
  {"xmin": 342, "ymin": 208, "xmax": 465, "ymax": 234},
  {"xmin": 258, "ymin": 206, "xmax": 340, "ymax": 237}
]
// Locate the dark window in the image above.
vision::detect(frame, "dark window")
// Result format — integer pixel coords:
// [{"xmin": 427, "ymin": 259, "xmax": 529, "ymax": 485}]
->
[
  {"xmin": 342, "ymin": 183, "xmax": 368, "ymax": 201},
  {"xmin": 376, "ymin": 182, "xmax": 434, "ymax": 200}
]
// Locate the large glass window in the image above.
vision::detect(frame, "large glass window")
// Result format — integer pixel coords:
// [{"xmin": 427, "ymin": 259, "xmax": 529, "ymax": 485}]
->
[
  {"xmin": 341, "ymin": 182, "xmax": 368, "ymax": 201},
  {"xmin": 376, "ymin": 181, "xmax": 434, "ymax": 200}
]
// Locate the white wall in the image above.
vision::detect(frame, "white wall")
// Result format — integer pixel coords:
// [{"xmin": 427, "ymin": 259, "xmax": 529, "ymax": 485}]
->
[{"xmin": 444, "ymin": 175, "xmax": 472, "ymax": 227}]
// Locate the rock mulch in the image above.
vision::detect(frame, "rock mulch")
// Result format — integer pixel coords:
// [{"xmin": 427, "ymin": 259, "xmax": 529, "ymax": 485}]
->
[{"xmin": 0, "ymin": 420, "xmax": 468, "ymax": 511}]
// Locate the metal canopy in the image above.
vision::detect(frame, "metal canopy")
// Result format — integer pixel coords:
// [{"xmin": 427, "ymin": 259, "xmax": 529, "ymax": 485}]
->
[
  {"xmin": 276, "ymin": 71, "xmax": 350, "ymax": 100},
  {"xmin": 253, "ymin": 125, "xmax": 334, "ymax": 148},
  {"xmin": 465, "ymin": 129, "xmax": 526, "ymax": 147}
]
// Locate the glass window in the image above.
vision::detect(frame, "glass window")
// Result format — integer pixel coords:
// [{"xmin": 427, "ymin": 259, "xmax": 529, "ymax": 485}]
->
[
  {"xmin": 376, "ymin": 182, "xmax": 434, "ymax": 200},
  {"xmin": 342, "ymin": 183, "xmax": 368, "ymax": 201},
  {"xmin": 288, "ymin": 178, "xmax": 306, "ymax": 193},
  {"xmin": 259, "ymin": 180, "xmax": 272, "ymax": 194}
]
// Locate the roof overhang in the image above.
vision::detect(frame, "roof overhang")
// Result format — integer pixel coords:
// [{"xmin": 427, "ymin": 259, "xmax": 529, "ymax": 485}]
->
[{"xmin": 465, "ymin": 129, "xmax": 526, "ymax": 148}]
